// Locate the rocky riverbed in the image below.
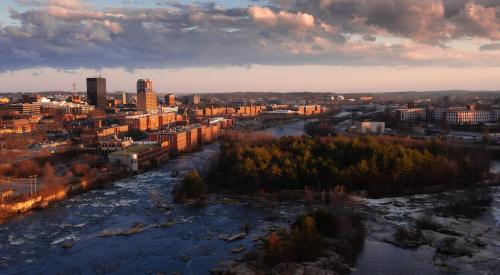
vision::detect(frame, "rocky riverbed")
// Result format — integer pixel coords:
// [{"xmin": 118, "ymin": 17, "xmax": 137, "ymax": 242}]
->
[
  {"xmin": 356, "ymin": 187, "xmax": 500, "ymax": 274},
  {"xmin": 209, "ymin": 186, "xmax": 500, "ymax": 275},
  {"xmin": 1, "ymin": 121, "xmax": 499, "ymax": 274}
]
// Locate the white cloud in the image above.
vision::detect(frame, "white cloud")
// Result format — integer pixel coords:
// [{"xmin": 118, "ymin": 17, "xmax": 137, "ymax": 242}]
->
[
  {"xmin": 248, "ymin": 6, "xmax": 315, "ymax": 30},
  {"xmin": 1, "ymin": 0, "xmax": 500, "ymax": 72}
]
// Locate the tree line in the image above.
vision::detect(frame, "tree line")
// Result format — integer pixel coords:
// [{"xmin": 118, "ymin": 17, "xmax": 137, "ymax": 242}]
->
[{"xmin": 212, "ymin": 134, "xmax": 490, "ymax": 196}]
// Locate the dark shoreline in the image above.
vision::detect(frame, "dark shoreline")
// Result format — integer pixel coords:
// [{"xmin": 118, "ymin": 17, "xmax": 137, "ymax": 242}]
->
[
  {"xmin": 0, "ymin": 137, "xmax": 221, "ymax": 225},
  {"xmin": 0, "ymin": 168, "xmax": 131, "ymax": 224}
]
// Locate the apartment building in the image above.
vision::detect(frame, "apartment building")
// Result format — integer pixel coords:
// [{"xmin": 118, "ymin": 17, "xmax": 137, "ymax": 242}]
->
[
  {"xmin": 80, "ymin": 125, "xmax": 129, "ymax": 144},
  {"xmin": 394, "ymin": 108, "xmax": 426, "ymax": 121},
  {"xmin": 444, "ymin": 110, "xmax": 496, "ymax": 126}
]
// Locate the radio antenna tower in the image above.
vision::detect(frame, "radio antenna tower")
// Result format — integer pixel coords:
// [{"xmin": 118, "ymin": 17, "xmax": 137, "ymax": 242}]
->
[{"xmin": 72, "ymin": 83, "xmax": 76, "ymax": 96}]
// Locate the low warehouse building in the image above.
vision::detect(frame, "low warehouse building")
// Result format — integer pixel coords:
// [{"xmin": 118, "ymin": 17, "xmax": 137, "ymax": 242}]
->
[{"xmin": 108, "ymin": 142, "xmax": 168, "ymax": 172}]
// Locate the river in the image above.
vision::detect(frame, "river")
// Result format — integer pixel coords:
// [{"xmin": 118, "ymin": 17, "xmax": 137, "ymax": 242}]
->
[{"xmin": 0, "ymin": 120, "xmax": 498, "ymax": 274}]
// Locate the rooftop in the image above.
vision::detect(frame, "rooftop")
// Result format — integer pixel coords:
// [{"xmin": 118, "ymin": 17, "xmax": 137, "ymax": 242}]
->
[{"xmin": 109, "ymin": 144, "xmax": 159, "ymax": 156}]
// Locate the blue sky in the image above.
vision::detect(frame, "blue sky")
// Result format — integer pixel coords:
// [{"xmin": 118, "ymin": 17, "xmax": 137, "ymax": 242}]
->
[{"xmin": 1, "ymin": 0, "xmax": 500, "ymax": 92}]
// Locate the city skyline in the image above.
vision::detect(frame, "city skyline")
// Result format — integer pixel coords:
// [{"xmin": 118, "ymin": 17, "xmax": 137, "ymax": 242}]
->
[
  {"xmin": 2, "ymin": 2, "xmax": 500, "ymax": 273},
  {"xmin": 1, "ymin": 0, "xmax": 500, "ymax": 92}
]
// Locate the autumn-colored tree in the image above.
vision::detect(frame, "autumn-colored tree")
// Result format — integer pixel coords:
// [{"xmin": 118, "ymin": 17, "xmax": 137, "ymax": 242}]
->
[
  {"xmin": 40, "ymin": 162, "xmax": 61, "ymax": 193},
  {"xmin": 172, "ymin": 170, "xmax": 207, "ymax": 203},
  {"xmin": 214, "ymin": 134, "xmax": 489, "ymax": 196},
  {"xmin": 16, "ymin": 160, "xmax": 42, "ymax": 178}
]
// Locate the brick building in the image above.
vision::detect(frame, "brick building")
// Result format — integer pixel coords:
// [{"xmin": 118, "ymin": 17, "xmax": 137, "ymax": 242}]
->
[
  {"xmin": 137, "ymin": 79, "xmax": 158, "ymax": 113},
  {"xmin": 120, "ymin": 115, "xmax": 149, "ymax": 131},
  {"xmin": 80, "ymin": 125, "xmax": 129, "ymax": 144},
  {"xmin": 108, "ymin": 142, "xmax": 169, "ymax": 172}
]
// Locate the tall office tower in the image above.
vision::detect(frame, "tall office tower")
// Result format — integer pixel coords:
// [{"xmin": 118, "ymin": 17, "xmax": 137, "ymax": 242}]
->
[
  {"xmin": 86, "ymin": 77, "xmax": 107, "ymax": 109},
  {"xmin": 121, "ymin": 92, "xmax": 127, "ymax": 104},
  {"xmin": 137, "ymin": 79, "xmax": 158, "ymax": 113},
  {"xmin": 187, "ymin": 94, "xmax": 200, "ymax": 105},
  {"xmin": 166, "ymin": 94, "xmax": 175, "ymax": 107},
  {"xmin": 137, "ymin": 79, "xmax": 153, "ymax": 93}
]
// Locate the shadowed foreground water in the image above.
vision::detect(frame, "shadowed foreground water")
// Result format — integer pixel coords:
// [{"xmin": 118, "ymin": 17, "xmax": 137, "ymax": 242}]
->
[
  {"xmin": 0, "ymin": 121, "xmax": 498, "ymax": 274},
  {"xmin": 0, "ymin": 143, "xmax": 309, "ymax": 274}
]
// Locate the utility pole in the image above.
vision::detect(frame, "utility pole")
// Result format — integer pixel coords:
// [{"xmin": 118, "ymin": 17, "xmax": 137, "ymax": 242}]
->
[{"xmin": 29, "ymin": 175, "xmax": 37, "ymax": 196}]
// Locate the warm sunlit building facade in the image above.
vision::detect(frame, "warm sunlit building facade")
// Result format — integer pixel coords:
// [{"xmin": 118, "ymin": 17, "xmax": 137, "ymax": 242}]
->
[
  {"xmin": 444, "ymin": 111, "xmax": 496, "ymax": 126},
  {"xmin": 395, "ymin": 108, "xmax": 426, "ymax": 121},
  {"xmin": 137, "ymin": 79, "xmax": 158, "ymax": 113}
]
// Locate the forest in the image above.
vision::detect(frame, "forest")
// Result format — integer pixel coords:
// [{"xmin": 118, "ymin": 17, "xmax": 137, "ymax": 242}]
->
[{"xmin": 212, "ymin": 133, "xmax": 490, "ymax": 196}]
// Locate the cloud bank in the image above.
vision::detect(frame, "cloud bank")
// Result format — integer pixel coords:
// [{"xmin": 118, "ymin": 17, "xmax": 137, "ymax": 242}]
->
[{"xmin": 1, "ymin": 0, "xmax": 500, "ymax": 71}]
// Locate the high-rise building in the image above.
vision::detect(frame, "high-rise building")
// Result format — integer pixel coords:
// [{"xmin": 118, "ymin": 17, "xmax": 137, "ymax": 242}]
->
[
  {"xmin": 166, "ymin": 94, "xmax": 175, "ymax": 107},
  {"xmin": 137, "ymin": 79, "xmax": 158, "ymax": 113},
  {"xmin": 21, "ymin": 94, "xmax": 41, "ymax": 104},
  {"xmin": 187, "ymin": 94, "xmax": 200, "ymax": 105},
  {"xmin": 86, "ymin": 77, "xmax": 107, "ymax": 109},
  {"xmin": 121, "ymin": 92, "xmax": 127, "ymax": 105},
  {"xmin": 137, "ymin": 79, "xmax": 153, "ymax": 94}
]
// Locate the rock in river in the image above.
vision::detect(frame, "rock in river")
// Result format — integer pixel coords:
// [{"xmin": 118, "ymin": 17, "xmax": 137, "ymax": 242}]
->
[
  {"xmin": 231, "ymin": 246, "xmax": 246, "ymax": 254},
  {"xmin": 225, "ymin": 233, "xmax": 246, "ymax": 242},
  {"xmin": 61, "ymin": 240, "xmax": 74, "ymax": 249}
]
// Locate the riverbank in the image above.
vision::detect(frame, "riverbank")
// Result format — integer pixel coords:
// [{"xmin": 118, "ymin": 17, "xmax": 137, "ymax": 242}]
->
[
  {"xmin": 0, "ymin": 121, "xmax": 234, "ymax": 223},
  {"xmin": 0, "ymin": 120, "xmax": 498, "ymax": 274},
  {"xmin": 0, "ymin": 168, "xmax": 130, "ymax": 223}
]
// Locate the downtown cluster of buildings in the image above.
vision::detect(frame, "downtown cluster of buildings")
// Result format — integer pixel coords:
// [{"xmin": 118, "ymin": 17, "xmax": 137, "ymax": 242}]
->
[
  {"xmin": 0, "ymin": 76, "xmax": 325, "ymax": 172},
  {"xmin": 78, "ymin": 77, "xmax": 234, "ymax": 172},
  {"xmin": 81, "ymin": 78, "xmax": 324, "ymax": 171}
]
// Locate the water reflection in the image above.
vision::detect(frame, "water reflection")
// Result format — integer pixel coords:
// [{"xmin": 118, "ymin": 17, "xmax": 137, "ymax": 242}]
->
[{"xmin": 1, "ymin": 121, "xmax": 498, "ymax": 274}]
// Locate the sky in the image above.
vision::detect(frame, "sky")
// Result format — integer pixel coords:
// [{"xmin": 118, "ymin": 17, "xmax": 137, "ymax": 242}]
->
[{"xmin": 1, "ymin": 0, "xmax": 500, "ymax": 93}]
